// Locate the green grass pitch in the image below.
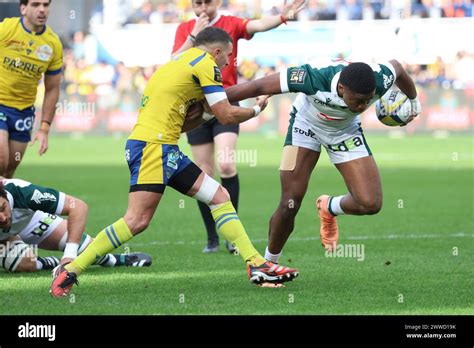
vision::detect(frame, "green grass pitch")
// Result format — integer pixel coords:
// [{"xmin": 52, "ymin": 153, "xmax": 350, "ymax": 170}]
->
[{"xmin": 1, "ymin": 133, "xmax": 473, "ymax": 315}]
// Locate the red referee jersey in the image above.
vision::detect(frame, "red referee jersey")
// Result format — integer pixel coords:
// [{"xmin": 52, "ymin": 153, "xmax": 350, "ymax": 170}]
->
[{"xmin": 172, "ymin": 14, "xmax": 253, "ymax": 88}]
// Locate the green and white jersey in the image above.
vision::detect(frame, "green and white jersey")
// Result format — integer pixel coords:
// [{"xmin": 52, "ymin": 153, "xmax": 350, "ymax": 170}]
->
[
  {"xmin": 279, "ymin": 61, "xmax": 396, "ymax": 144},
  {"xmin": 0, "ymin": 179, "xmax": 65, "ymax": 241}
]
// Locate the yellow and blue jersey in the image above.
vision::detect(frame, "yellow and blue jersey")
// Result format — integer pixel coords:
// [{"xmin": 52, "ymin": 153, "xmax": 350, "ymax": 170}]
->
[
  {"xmin": 0, "ymin": 17, "xmax": 63, "ymax": 110},
  {"xmin": 128, "ymin": 47, "xmax": 227, "ymax": 145}
]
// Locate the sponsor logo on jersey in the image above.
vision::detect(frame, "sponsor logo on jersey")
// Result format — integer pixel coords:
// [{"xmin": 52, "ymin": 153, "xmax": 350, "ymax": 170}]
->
[
  {"xmin": 30, "ymin": 214, "xmax": 57, "ymax": 237},
  {"xmin": 166, "ymin": 149, "xmax": 181, "ymax": 170},
  {"xmin": 290, "ymin": 69, "xmax": 306, "ymax": 84},
  {"xmin": 213, "ymin": 66, "xmax": 222, "ymax": 83},
  {"xmin": 5, "ymin": 40, "xmax": 26, "ymax": 52},
  {"xmin": 0, "ymin": 112, "xmax": 6, "ymax": 122},
  {"xmin": 15, "ymin": 116, "xmax": 34, "ymax": 132},
  {"xmin": 35, "ymin": 44, "xmax": 53, "ymax": 61},
  {"xmin": 293, "ymin": 126, "xmax": 317, "ymax": 140},
  {"xmin": 3, "ymin": 56, "xmax": 45, "ymax": 74},
  {"xmin": 31, "ymin": 190, "xmax": 57, "ymax": 204},
  {"xmin": 383, "ymin": 74, "xmax": 394, "ymax": 89},
  {"xmin": 327, "ymin": 136, "xmax": 364, "ymax": 152}
]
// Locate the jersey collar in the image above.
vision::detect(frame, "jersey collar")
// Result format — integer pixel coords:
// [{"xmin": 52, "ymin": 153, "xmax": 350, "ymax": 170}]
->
[
  {"xmin": 20, "ymin": 17, "xmax": 46, "ymax": 36},
  {"xmin": 207, "ymin": 14, "xmax": 221, "ymax": 27},
  {"xmin": 331, "ymin": 71, "xmax": 349, "ymax": 106}
]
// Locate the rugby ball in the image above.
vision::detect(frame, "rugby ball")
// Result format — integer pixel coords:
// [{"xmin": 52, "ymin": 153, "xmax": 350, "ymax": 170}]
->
[{"xmin": 375, "ymin": 89, "xmax": 412, "ymax": 126}]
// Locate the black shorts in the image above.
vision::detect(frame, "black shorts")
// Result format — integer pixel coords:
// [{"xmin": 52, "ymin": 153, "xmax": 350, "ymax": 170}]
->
[{"xmin": 186, "ymin": 102, "xmax": 240, "ymax": 146}]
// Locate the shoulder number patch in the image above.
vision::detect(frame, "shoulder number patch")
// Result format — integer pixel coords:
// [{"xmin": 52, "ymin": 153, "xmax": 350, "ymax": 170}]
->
[
  {"xmin": 290, "ymin": 69, "xmax": 306, "ymax": 84},
  {"xmin": 214, "ymin": 66, "xmax": 222, "ymax": 83}
]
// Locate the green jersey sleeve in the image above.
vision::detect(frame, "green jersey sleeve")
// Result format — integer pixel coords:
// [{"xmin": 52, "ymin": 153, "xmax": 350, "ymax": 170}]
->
[
  {"xmin": 281, "ymin": 64, "xmax": 331, "ymax": 95},
  {"xmin": 4, "ymin": 179, "xmax": 65, "ymax": 214},
  {"xmin": 374, "ymin": 62, "xmax": 397, "ymax": 97}
]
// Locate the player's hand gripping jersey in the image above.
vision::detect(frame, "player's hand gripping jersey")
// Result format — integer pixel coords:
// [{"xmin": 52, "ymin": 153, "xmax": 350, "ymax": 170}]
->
[
  {"xmin": 129, "ymin": 47, "xmax": 227, "ymax": 144},
  {"xmin": 0, "ymin": 17, "xmax": 63, "ymax": 110}
]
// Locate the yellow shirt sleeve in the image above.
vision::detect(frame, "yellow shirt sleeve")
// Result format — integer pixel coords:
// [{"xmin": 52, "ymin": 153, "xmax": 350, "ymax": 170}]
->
[
  {"xmin": 46, "ymin": 36, "xmax": 63, "ymax": 74},
  {"xmin": 0, "ymin": 19, "xmax": 7, "ymax": 41},
  {"xmin": 195, "ymin": 57, "xmax": 227, "ymax": 106}
]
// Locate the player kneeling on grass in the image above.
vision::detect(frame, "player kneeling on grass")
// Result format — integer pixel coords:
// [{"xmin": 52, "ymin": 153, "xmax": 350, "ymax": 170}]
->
[
  {"xmin": 51, "ymin": 27, "xmax": 298, "ymax": 297},
  {"xmin": 0, "ymin": 178, "xmax": 151, "ymax": 273}
]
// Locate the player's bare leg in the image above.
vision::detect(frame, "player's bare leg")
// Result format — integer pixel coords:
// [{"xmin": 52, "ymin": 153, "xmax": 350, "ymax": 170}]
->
[
  {"xmin": 334, "ymin": 156, "xmax": 383, "ymax": 215},
  {"xmin": 266, "ymin": 146, "xmax": 319, "ymax": 262},
  {"xmin": 123, "ymin": 191, "xmax": 163, "ymax": 235},
  {"xmin": 190, "ymin": 143, "xmax": 220, "ymax": 252},
  {"xmin": 0, "ymin": 130, "xmax": 9, "ymax": 177},
  {"xmin": 214, "ymin": 131, "xmax": 239, "ymax": 253},
  {"xmin": 51, "ymin": 191, "xmax": 162, "ymax": 297},
  {"xmin": 317, "ymin": 155, "xmax": 382, "ymax": 251},
  {"xmin": 187, "ymin": 171, "xmax": 299, "ymax": 284},
  {"xmin": 5, "ymin": 140, "xmax": 28, "ymax": 178}
]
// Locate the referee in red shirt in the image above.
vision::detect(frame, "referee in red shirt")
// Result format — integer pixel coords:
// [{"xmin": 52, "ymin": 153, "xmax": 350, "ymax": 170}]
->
[{"xmin": 172, "ymin": 0, "xmax": 306, "ymax": 254}]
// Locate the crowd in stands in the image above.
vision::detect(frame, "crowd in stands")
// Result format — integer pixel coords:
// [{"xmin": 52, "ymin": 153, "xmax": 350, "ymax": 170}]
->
[
  {"xmin": 48, "ymin": 0, "xmax": 473, "ymax": 116},
  {"xmin": 121, "ymin": 0, "xmax": 473, "ymax": 25}
]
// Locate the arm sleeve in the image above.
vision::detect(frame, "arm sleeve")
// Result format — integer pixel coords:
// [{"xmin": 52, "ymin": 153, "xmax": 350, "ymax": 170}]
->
[
  {"xmin": 283, "ymin": 64, "xmax": 321, "ymax": 95},
  {"xmin": 234, "ymin": 16, "xmax": 253, "ymax": 40},
  {"xmin": 374, "ymin": 62, "xmax": 397, "ymax": 96},
  {"xmin": 172, "ymin": 23, "xmax": 190, "ymax": 54},
  {"xmin": 46, "ymin": 37, "xmax": 63, "ymax": 75},
  {"xmin": 19, "ymin": 183, "xmax": 65, "ymax": 214},
  {"xmin": 195, "ymin": 58, "xmax": 227, "ymax": 106}
]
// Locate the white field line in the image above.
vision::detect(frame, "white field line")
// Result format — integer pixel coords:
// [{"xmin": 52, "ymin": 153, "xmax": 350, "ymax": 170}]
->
[{"xmin": 128, "ymin": 232, "xmax": 473, "ymax": 248}]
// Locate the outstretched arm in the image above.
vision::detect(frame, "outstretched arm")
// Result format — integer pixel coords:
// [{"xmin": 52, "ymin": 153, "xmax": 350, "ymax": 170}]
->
[
  {"xmin": 226, "ymin": 73, "xmax": 283, "ymax": 104},
  {"xmin": 246, "ymin": 0, "xmax": 307, "ymax": 35}
]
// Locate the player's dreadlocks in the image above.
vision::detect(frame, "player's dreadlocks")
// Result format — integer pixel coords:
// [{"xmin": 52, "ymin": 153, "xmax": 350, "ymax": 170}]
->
[{"xmin": 339, "ymin": 62, "xmax": 376, "ymax": 95}]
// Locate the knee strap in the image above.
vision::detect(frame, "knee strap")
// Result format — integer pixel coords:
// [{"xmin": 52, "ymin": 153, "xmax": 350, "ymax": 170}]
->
[{"xmin": 193, "ymin": 174, "xmax": 220, "ymax": 204}]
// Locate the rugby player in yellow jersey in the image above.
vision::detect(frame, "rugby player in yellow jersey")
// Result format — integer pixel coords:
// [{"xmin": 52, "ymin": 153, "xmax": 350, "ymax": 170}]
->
[
  {"xmin": 0, "ymin": 0, "xmax": 62, "ymax": 178},
  {"xmin": 51, "ymin": 27, "xmax": 299, "ymax": 297}
]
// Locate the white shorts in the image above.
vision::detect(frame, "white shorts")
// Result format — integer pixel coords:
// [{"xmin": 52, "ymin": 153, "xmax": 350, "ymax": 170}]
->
[
  {"xmin": 18, "ymin": 211, "xmax": 63, "ymax": 246},
  {"xmin": 284, "ymin": 109, "xmax": 372, "ymax": 164}
]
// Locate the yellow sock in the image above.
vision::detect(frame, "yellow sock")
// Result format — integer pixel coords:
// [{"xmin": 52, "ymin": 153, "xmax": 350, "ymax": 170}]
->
[
  {"xmin": 211, "ymin": 201, "xmax": 265, "ymax": 266},
  {"xmin": 65, "ymin": 218, "xmax": 133, "ymax": 274}
]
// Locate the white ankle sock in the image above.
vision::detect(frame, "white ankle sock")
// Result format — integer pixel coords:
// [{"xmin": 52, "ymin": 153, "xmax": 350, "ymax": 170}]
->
[
  {"xmin": 264, "ymin": 246, "xmax": 282, "ymax": 263},
  {"xmin": 329, "ymin": 196, "xmax": 346, "ymax": 216}
]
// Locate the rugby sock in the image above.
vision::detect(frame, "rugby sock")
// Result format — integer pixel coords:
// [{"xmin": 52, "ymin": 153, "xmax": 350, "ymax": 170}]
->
[
  {"xmin": 221, "ymin": 175, "xmax": 239, "ymax": 211},
  {"xmin": 197, "ymin": 201, "xmax": 219, "ymax": 246},
  {"xmin": 94, "ymin": 254, "xmax": 117, "ymax": 267},
  {"xmin": 94, "ymin": 254, "xmax": 127, "ymax": 267},
  {"xmin": 329, "ymin": 196, "xmax": 346, "ymax": 216},
  {"xmin": 65, "ymin": 218, "xmax": 133, "ymax": 274},
  {"xmin": 36, "ymin": 256, "xmax": 60, "ymax": 270},
  {"xmin": 210, "ymin": 201, "xmax": 265, "ymax": 266},
  {"xmin": 264, "ymin": 246, "xmax": 282, "ymax": 264}
]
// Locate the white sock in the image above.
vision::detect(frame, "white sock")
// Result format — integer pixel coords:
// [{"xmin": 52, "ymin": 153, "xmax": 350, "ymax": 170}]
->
[
  {"xmin": 329, "ymin": 196, "xmax": 346, "ymax": 216},
  {"xmin": 36, "ymin": 260, "xmax": 43, "ymax": 270},
  {"xmin": 264, "ymin": 246, "xmax": 282, "ymax": 263}
]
